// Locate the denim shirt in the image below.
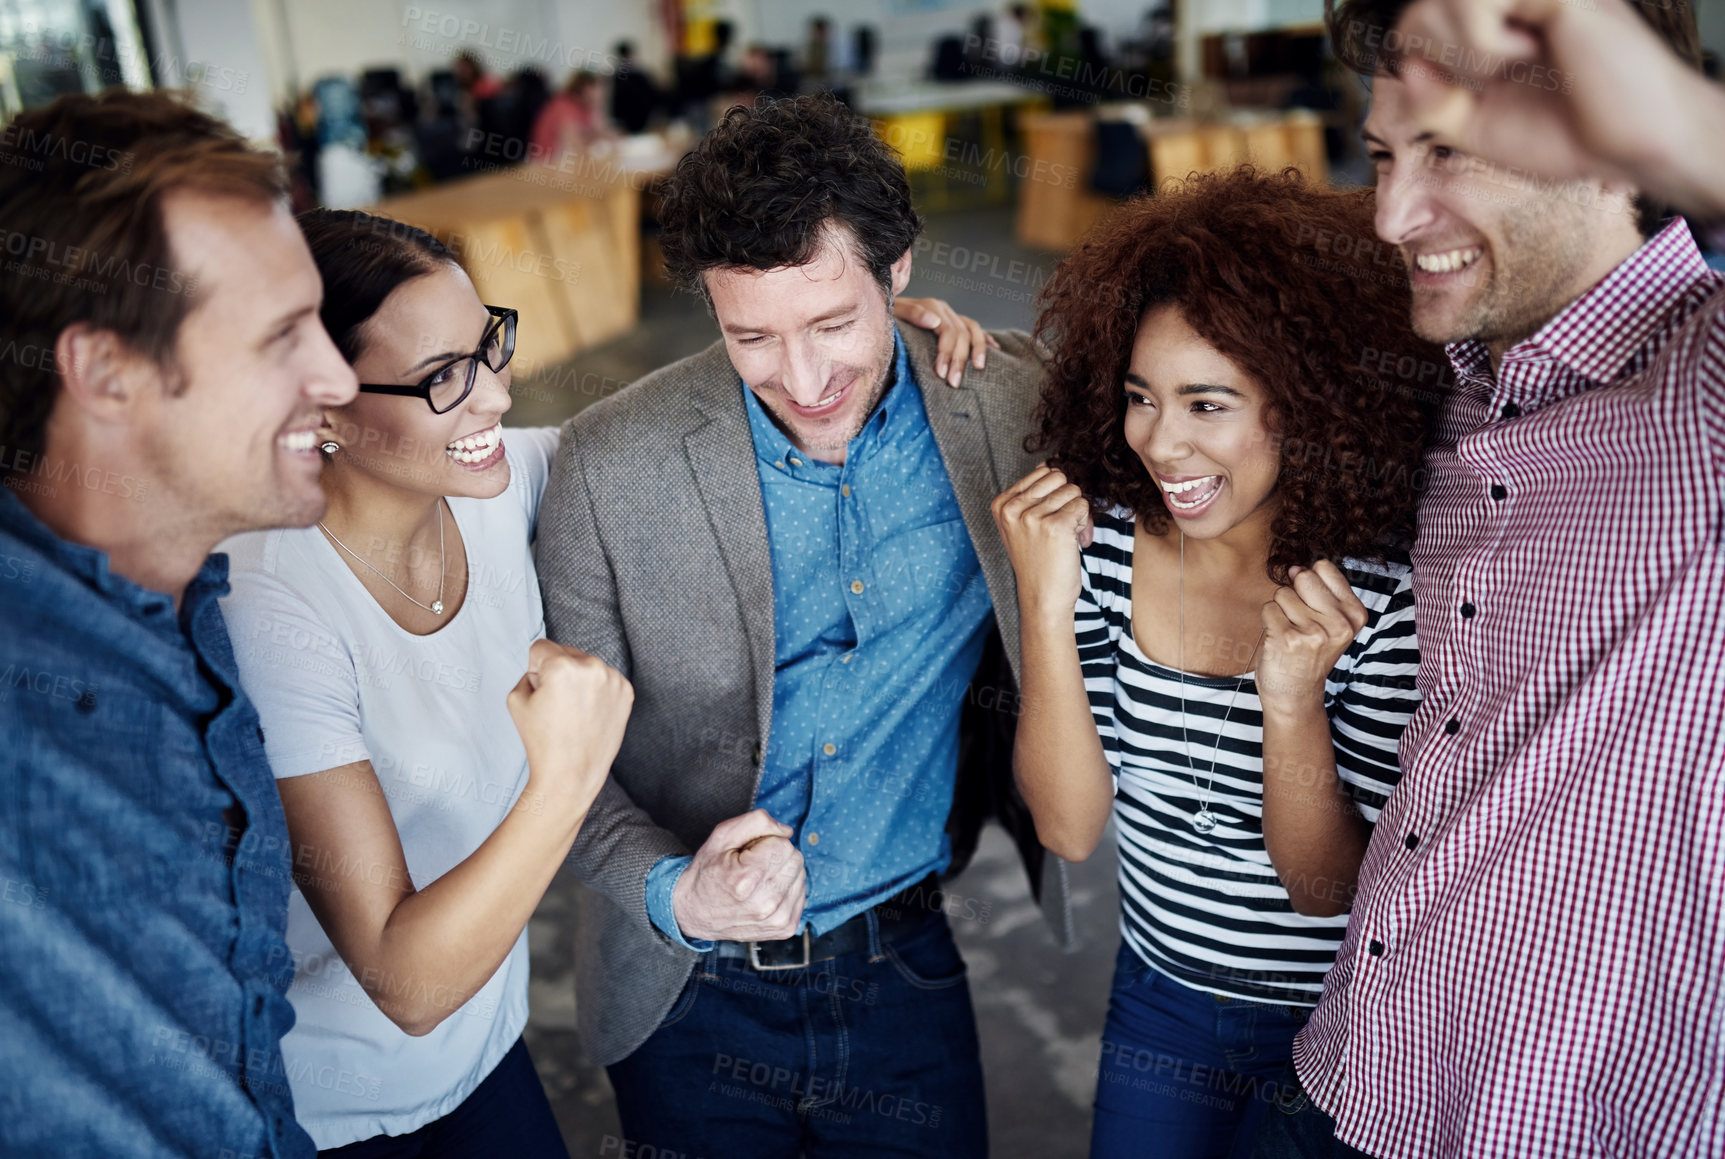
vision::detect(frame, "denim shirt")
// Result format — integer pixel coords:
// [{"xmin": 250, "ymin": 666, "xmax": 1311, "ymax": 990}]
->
[
  {"xmin": 0, "ymin": 490, "xmax": 311, "ymax": 1158},
  {"xmin": 645, "ymin": 332, "xmax": 994, "ymax": 948}
]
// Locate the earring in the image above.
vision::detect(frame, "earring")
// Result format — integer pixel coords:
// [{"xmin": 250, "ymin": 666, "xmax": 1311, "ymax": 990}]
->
[{"xmin": 320, "ymin": 441, "xmax": 339, "ymax": 454}]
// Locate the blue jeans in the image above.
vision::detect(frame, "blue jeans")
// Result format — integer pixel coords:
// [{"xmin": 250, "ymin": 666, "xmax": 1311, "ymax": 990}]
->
[
  {"xmin": 1091, "ymin": 943, "xmax": 1311, "ymax": 1159},
  {"xmin": 318, "ymin": 1037, "xmax": 567, "ymax": 1158},
  {"xmin": 607, "ymin": 911, "xmax": 986, "ymax": 1158},
  {"xmin": 1244, "ymin": 1060, "xmax": 1374, "ymax": 1159}
]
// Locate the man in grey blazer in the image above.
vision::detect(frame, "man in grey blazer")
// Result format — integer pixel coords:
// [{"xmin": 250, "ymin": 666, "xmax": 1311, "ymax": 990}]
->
[{"xmin": 534, "ymin": 93, "xmax": 1071, "ymax": 1157}]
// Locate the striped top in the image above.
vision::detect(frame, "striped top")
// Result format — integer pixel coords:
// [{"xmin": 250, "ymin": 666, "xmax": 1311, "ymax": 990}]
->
[
  {"xmin": 1294, "ymin": 220, "xmax": 1725, "ymax": 1157},
  {"xmin": 1076, "ymin": 508, "xmax": 1420, "ymax": 1005}
]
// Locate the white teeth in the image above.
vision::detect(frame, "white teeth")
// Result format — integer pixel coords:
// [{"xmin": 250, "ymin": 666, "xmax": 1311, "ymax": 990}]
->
[
  {"xmin": 1161, "ymin": 476, "xmax": 1222, "ymax": 510},
  {"xmin": 810, "ymin": 389, "xmax": 842, "ymax": 407},
  {"xmin": 1415, "ymin": 247, "xmax": 1482, "ymax": 274},
  {"xmin": 446, "ymin": 423, "xmax": 502, "ymax": 460},
  {"xmin": 278, "ymin": 430, "xmax": 318, "ymax": 452}
]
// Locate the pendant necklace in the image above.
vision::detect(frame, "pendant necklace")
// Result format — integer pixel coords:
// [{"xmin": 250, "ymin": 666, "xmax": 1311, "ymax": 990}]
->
[
  {"xmin": 1176, "ymin": 530, "xmax": 1263, "ymax": 835},
  {"xmin": 319, "ymin": 498, "xmax": 449, "ymax": 616}
]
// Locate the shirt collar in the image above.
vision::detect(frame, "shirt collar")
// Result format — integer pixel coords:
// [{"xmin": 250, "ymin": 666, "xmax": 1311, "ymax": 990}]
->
[
  {"xmin": 742, "ymin": 329, "xmax": 916, "ymax": 470},
  {"xmin": 1445, "ymin": 218, "xmax": 1714, "ymax": 406}
]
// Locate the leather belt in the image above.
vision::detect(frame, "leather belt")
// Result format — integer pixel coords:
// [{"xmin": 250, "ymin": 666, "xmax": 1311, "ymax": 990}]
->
[{"xmin": 714, "ymin": 873, "xmax": 941, "ymax": 971}]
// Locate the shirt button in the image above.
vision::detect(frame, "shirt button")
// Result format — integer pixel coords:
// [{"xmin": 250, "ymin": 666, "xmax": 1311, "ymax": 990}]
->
[
  {"xmin": 807, "ymin": 832, "xmax": 820, "ymax": 846},
  {"xmin": 1500, "ymin": 402, "xmax": 1522, "ymax": 420},
  {"xmin": 1459, "ymin": 602, "xmax": 1476, "ymax": 619},
  {"xmin": 774, "ymin": 460, "xmax": 787, "ymax": 470},
  {"xmin": 841, "ymin": 484, "xmax": 851, "ymax": 498},
  {"xmin": 788, "ymin": 457, "xmax": 802, "ymax": 467},
  {"xmin": 1490, "ymin": 484, "xmax": 1508, "ymax": 501},
  {"xmin": 850, "ymin": 580, "xmax": 864, "ymax": 594},
  {"xmin": 1367, "ymin": 939, "xmax": 1385, "ymax": 957},
  {"xmin": 1444, "ymin": 718, "xmax": 1460, "ymax": 736},
  {"xmin": 823, "ymin": 743, "xmax": 836, "ymax": 756},
  {"xmin": 1405, "ymin": 832, "xmax": 1420, "ymax": 851},
  {"xmin": 751, "ymin": 742, "xmax": 763, "ymax": 766},
  {"xmin": 841, "ymin": 653, "xmax": 854, "ymax": 664}
]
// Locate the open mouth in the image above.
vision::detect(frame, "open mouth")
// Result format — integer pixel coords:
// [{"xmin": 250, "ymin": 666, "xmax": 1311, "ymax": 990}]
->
[
  {"xmin": 276, "ymin": 428, "xmax": 321, "ymax": 456},
  {"xmin": 1411, "ymin": 245, "xmax": 1483, "ymax": 277},
  {"xmin": 1159, "ymin": 474, "xmax": 1224, "ymax": 517},
  {"xmin": 446, "ymin": 422, "xmax": 504, "ymax": 469},
  {"xmin": 783, "ymin": 379, "xmax": 851, "ymax": 418}
]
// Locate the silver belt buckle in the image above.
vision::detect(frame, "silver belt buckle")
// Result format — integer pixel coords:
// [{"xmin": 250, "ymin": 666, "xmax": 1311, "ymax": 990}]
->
[{"xmin": 748, "ymin": 928, "xmax": 812, "ymax": 972}]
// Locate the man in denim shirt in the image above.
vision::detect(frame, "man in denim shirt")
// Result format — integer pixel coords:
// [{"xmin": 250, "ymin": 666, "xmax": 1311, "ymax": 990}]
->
[{"xmin": 0, "ymin": 92, "xmax": 356, "ymax": 1155}]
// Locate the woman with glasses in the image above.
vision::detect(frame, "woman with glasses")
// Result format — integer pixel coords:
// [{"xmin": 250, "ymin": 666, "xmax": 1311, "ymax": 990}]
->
[
  {"xmin": 216, "ymin": 208, "xmax": 996, "ymax": 1156},
  {"xmin": 215, "ymin": 209, "xmax": 632, "ymax": 1157}
]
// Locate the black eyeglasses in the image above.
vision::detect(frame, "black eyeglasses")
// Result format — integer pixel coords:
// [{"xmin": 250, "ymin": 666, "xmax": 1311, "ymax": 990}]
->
[{"xmin": 358, "ymin": 305, "xmax": 518, "ymax": 414}]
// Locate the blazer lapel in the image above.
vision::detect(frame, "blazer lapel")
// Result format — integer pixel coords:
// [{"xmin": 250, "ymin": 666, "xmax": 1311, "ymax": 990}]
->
[
  {"xmin": 683, "ymin": 374, "xmax": 777, "ymax": 761},
  {"xmin": 903, "ymin": 327, "xmax": 1019, "ymax": 681}
]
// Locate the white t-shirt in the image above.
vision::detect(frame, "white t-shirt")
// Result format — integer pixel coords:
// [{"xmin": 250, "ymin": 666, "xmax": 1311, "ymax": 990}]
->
[{"xmin": 217, "ymin": 427, "xmax": 559, "ymax": 1148}]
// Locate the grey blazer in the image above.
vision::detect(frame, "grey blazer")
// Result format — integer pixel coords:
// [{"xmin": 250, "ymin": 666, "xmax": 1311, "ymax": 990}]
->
[{"xmin": 533, "ymin": 323, "xmax": 1075, "ymax": 1067}]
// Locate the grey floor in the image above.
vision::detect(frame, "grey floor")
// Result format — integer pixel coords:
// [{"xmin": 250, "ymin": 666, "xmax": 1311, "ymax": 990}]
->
[{"xmin": 516, "ymin": 207, "xmax": 1122, "ymax": 1157}]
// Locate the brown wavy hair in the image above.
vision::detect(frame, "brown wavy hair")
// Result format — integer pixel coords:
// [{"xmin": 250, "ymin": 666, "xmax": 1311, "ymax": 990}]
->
[{"xmin": 1031, "ymin": 165, "xmax": 1443, "ymax": 582}]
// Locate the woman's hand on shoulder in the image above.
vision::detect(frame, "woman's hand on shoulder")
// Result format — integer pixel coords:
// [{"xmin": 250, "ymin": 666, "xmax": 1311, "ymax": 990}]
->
[
  {"xmin": 991, "ymin": 464, "xmax": 1093, "ymax": 622},
  {"xmin": 1257, "ymin": 560, "xmax": 1368, "ymax": 718},
  {"xmin": 892, "ymin": 296, "xmax": 1000, "ymax": 387}
]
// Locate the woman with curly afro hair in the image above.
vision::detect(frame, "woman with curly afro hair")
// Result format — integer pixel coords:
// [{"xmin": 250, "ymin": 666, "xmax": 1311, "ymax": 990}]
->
[{"xmin": 990, "ymin": 165, "xmax": 1442, "ymax": 1158}]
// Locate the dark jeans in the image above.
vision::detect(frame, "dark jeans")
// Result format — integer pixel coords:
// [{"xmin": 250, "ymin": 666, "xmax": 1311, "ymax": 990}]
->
[
  {"xmin": 1091, "ymin": 943, "xmax": 1312, "ymax": 1159},
  {"xmin": 318, "ymin": 1037, "xmax": 568, "ymax": 1158},
  {"xmin": 607, "ymin": 910, "xmax": 987, "ymax": 1158},
  {"xmin": 1244, "ymin": 1060, "xmax": 1374, "ymax": 1159}
]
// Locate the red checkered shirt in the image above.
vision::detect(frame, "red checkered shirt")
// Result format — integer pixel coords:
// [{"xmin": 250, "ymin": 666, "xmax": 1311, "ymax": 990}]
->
[{"xmin": 1294, "ymin": 219, "xmax": 1725, "ymax": 1156}]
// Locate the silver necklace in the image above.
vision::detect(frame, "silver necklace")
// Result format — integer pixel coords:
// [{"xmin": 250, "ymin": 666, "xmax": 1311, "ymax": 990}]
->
[
  {"xmin": 1176, "ymin": 531, "xmax": 1263, "ymax": 835},
  {"xmin": 318, "ymin": 499, "xmax": 448, "ymax": 615}
]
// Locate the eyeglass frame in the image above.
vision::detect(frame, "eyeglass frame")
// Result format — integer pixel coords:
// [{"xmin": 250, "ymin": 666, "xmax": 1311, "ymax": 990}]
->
[{"xmin": 356, "ymin": 304, "xmax": 518, "ymax": 413}]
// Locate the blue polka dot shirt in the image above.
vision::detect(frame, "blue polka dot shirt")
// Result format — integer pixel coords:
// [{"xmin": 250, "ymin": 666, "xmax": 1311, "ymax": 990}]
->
[{"xmin": 644, "ymin": 331, "xmax": 994, "ymax": 948}]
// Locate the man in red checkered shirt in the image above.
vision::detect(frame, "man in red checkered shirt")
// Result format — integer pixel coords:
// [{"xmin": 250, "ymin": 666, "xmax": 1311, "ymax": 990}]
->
[{"xmin": 1250, "ymin": 1, "xmax": 1725, "ymax": 1155}]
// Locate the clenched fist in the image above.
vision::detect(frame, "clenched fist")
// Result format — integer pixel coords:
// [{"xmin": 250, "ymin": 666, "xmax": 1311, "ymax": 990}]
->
[
  {"xmin": 1257, "ymin": 561, "xmax": 1368, "ymax": 715},
  {"xmin": 506, "ymin": 638, "xmax": 633, "ymax": 815},
  {"xmin": 991, "ymin": 464, "xmax": 1095, "ymax": 621},
  {"xmin": 673, "ymin": 809, "xmax": 808, "ymax": 943}
]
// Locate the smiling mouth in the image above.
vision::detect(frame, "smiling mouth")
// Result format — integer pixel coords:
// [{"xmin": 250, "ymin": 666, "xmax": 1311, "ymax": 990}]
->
[
  {"xmin": 1412, "ymin": 246, "xmax": 1483, "ymax": 275},
  {"xmin": 1159, "ymin": 474, "xmax": 1224, "ymax": 513},
  {"xmin": 446, "ymin": 422, "xmax": 503, "ymax": 466},
  {"xmin": 276, "ymin": 429, "xmax": 320, "ymax": 454},
  {"xmin": 785, "ymin": 380, "xmax": 850, "ymax": 417}
]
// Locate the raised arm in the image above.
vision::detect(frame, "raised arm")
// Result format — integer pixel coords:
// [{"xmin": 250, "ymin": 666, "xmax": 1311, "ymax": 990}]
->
[
  {"xmin": 991, "ymin": 465, "xmax": 1114, "ymax": 862},
  {"xmin": 1388, "ymin": 0, "xmax": 1725, "ymax": 223},
  {"xmin": 279, "ymin": 639, "xmax": 630, "ymax": 1035}
]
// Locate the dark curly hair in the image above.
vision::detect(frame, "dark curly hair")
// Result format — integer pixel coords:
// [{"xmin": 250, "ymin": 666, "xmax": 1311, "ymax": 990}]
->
[
  {"xmin": 1031, "ymin": 165, "xmax": 1444, "ymax": 582},
  {"xmin": 657, "ymin": 93, "xmax": 920, "ymax": 297}
]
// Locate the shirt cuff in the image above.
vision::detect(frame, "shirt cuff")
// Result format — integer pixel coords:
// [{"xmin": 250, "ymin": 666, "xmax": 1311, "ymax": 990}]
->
[{"xmin": 644, "ymin": 855, "xmax": 713, "ymax": 952}]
